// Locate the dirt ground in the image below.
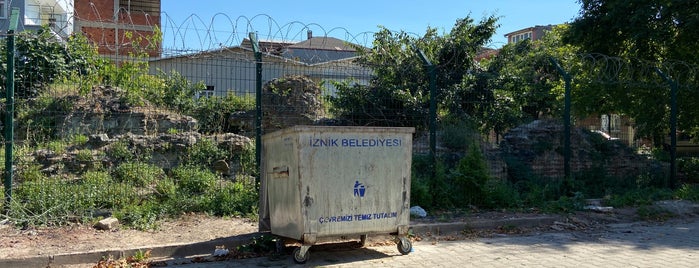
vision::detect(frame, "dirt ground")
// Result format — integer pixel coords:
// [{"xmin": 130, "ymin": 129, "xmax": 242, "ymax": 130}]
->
[
  {"xmin": 0, "ymin": 207, "xmax": 650, "ymax": 261},
  {"xmin": 0, "ymin": 214, "xmax": 258, "ymax": 260}
]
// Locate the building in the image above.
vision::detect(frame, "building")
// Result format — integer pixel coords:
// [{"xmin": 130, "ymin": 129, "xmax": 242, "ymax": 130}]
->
[
  {"xmin": 281, "ymin": 30, "xmax": 358, "ymax": 64},
  {"xmin": 0, "ymin": 0, "xmax": 73, "ymax": 38},
  {"xmin": 474, "ymin": 47, "xmax": 498, "ymax": 61},
  {"xmin": 504, "ymin": 25, "xmax": 554, "ymax": 44},
  {"xmin": 474, "ymin": 25, "xmax": 557, "ymax": 62},
  {"xmin": 149, "ymin": 35, "xmax": 368, "ymax": 98},
  {"xmin": 0, "ymin": 0, "xmax": 161, "ymax": 59},
  {"xmin": 74, "ymin": 0, "xmax": 161, "ymax": 59}
]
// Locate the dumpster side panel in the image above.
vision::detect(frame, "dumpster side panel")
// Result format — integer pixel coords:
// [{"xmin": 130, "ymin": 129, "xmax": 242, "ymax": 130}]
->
[
  {"xmin": 297, "ymin": 127, "xmax": 413, "ymax": 238},
  {"xmin": 263, "ymin": 131, "xmax": 304, "ymax": 240}
]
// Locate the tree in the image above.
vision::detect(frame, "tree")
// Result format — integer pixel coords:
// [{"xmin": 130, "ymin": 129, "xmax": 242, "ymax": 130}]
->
[
  {"xmin": 565, "ymin": 0, "xmax": 699, "ymax": 63},
  {"xmin": 478, "ymin": 25, "xmax": 577, "ymax": 139},
  {"xmin": 1, "ymin": 26, "xmax": 105, "ymax": 98},
  {"xmin": 564, "ymin": 0, "xmax": 699, "ymax": 144},
  {"xmin": 328, "ymin": 15, "xmax": 498, "ymax": 128}
]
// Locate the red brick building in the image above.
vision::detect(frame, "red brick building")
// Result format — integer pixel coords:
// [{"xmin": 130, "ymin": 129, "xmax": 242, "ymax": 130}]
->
[{"xmin": 74, "ymin": 0, "xmax": 161, "ymax": 59}]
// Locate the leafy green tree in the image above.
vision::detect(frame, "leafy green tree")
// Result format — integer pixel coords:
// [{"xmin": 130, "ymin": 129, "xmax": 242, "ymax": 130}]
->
[
  {"xmin": 0, "ymin": 26, "xmax": 105, "ymax": 98},
  {"xmin": 329, "ymin": 15, "xmax": 498, "ymax": 128},
  {"xmin": 564, "ymin": 0, "xmax": 699, "ymax": 144},
  {"xmin": 478, "ymin": 25, "xmax": 577, "ymax": 139},
  {"xmin": 65, "ymin": 32, "xmax": 109, "ymax": 92},
  {"xmin": 437, "ymin": 17, "xmax": 499, "ymax": 118},
  {"xmin": 7, "ymin": 27, "xmax": 68, "ymax": 98},
  {"xmin": 565, "ymin": 0, "xmax": 699, "ymax": 63}
]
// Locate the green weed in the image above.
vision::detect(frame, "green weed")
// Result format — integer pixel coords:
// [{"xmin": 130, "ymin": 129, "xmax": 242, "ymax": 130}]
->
[{"xmin": 113, "ymin": 162, "xmax": 164, "ymax": 187}]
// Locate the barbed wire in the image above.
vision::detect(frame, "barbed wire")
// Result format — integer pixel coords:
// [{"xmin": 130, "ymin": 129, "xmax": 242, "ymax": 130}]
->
[
  {"xmin": 561, "ymin": 53, "xmax": 698, "ymax": 88},
  {"xmin": 4, "ymin": 2, "xmax": 697, "ymax": 89},
  {"xmin": 159, "ymin": 12, "xmax": 382, "ymax": 53}
]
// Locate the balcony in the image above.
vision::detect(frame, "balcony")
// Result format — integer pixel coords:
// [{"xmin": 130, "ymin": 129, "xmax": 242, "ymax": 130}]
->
[{"xmin": 24, "ymin": 0, "xmax": 73, "ymax": 37}]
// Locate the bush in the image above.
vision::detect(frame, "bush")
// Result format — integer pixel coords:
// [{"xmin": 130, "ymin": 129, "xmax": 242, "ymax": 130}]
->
[
  {"xmin": 192, "ymin": 93, "xmax": 254, "ymax": 134},
  {"xmin": 157, "ymin": 71, "xmax": 203, "ymax": 113},
  {"xmin": 44, "ymin": 140, "xmax": 68, "ymax": 154},
  {"xmin": 64, "ymin": 33, "xmax": 109, "ymax": 93},
  {"xmin": 483, "ymin": 180, "xmax": 521, "ymax": 209},
  {"xmin": 440, "ymin": 117, "xmax": 479, "ymax": 150},
  {"xmin": 327, "ymin": 81, "xmax": 426, "ymax": 128},
  {"xmin": 183, "ymin": 138, "xmax": 228, "ymax": 167},
  {"xmin": 106, "ymin": 140, "xmax": 134, "ymax": 162},
  {"xmin": 410, "ymin": 174, "xmax": 433, "ymax": 209},
  {"xmin": 114, "ymin": 201, "xmax": 165, "ymax": 230},
  {"xmin": 678, "ymin": 157, "xmax": 699, "ymax": 183},
  {"xmin": 15, "ymin": 162, "xmax": 46, "ymax": 182},
  {"xmin": 675, "ymin": 184, "xmax": 699, "ymax": 202},
  {"xmin": 82, "ymin": 170, "xmax": 112, "ymax": 185},
  {"xmin": 235, "ymin": 141, "xmax": 257, "ymax": 176},
  {"xmin": 11, "ymin": 174, "xmax": 137, "ymax": 226},
  {"xmin": 80, "ymin": 172, "xmax": 140, "ymax": 210},
  {"xmin": 503, "ymin": 155, "xmax": 537, "ymax": 184},
  {"xmin": 171, "ymin": 165, "xmax": 218, "ymax": 195},
  {"xmin": 0, "ymin": 27, "xmax": 106, "ymax": 99},
  {"xmin": 12, "ymin": 177, "xmax": 73, "ymax": 225},
  {"xmin": 519, "ymin": 182, "xmax": 552, "ymax": 208},
  {"xmin": 206, "ymin": 178, "xmax": 258, "ymax": 217},
  {"xmin": 155, "ymin": 178, "xmax": 178, "ymax": 200},
  {"xmin": 71, "ymin": 134, "xmax": 89, "ymax": 146},
  {"xmin": 450, "ymin": 144, "xmax": 490, "ymax": 206},
  {"xmin": 411, "ymin": 154, "xmax": 451, "ymax": 209},
  {"xmin": 113, "ymin": 162, "xmax": 165, "ymax": 187}
]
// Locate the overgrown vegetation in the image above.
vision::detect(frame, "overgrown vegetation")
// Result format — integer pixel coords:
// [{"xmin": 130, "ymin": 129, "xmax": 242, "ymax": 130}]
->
[
  {"xmin": 2, "ymin": 7, "xmax": 699, "ymax": 232},
  {"xmin": 410, "ymin": 120, "xmax": 699, "ymax": 214},
  {"xmin": 0, "ymin": 28, "xmax": 259, "ymax": 229},
  {"xmin": 412, "ymin": 148, "xmax": 699, "ymax": 214}
]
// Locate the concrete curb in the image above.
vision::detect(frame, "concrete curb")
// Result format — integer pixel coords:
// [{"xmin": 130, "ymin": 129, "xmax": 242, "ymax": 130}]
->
[
  {"xmin": 1, "ymin": 216, "xmax": 559, "ymax": 267},
  {"xmin": 0, "ymin": 233, "xmax": 260, "ymax": 267},
  {"xmin": 410, "ymin": 216, "xmax": 562, "ymax": 235}
]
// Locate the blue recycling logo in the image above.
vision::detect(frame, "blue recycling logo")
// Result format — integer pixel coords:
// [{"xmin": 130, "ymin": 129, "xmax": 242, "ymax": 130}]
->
[{"xmin": 353, "ymin": 181, "xmax": 366, "ymax": 197}]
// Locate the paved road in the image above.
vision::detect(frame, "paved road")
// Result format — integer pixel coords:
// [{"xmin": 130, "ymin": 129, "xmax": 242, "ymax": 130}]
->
[{"xmin": 164, "ymin": 218, "xmax": 699, "ymax": 268}]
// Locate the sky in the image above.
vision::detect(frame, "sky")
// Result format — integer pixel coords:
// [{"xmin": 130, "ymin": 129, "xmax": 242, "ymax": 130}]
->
[{"xmin": 160, "ymin": 0, "xmax": 582, "ymax": 50}]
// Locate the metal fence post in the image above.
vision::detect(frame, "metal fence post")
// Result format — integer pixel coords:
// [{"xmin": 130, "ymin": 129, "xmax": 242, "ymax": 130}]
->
[
  {"xmin": 550, "ymin": 58, "xmax": 572, "ymax": 181},
  {"xmin": 249, "ymin": 32, "xmax": 262, "ymax": 184},
  {"xmin": 250, "ymin": 32, "xmax": 272, "ymax": 232},
  {"xmin": 655, "ymin": 68, "xmax": 677, "ymax": 188},
  {"xmin": 414, "ymin": 47, "xmax": 436, "ymax": 161},
  {"xmin": 3, "ymin": 8, "xmax": 19, "ymax": 214}
]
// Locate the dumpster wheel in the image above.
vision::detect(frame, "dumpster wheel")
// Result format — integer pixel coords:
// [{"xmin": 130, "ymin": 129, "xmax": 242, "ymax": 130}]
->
[
  {"xmin": 397, "ymin": 237, "xmax": 412, "ymax": 255},
  {"xmin": 293, "ymin": 246, "xmax": 310, "ymax": 264}
]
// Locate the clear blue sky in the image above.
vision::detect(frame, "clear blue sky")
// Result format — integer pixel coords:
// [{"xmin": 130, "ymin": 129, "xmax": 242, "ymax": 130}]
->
[{"xmin": 160, "ymin": 0, "xmax": 582, "ymax": 50}]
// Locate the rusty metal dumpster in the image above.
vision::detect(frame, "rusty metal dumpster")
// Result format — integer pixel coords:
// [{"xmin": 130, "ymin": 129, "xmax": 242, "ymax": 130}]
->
[{"xmin": 260, "ymin": 126, "xmax": 414, "ymax": 263}]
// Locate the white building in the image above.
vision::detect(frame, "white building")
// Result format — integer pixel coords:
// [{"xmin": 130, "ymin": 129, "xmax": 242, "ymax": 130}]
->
[{"xmin": 0, "ymin": 0, "xmax": 73, "ymax": 38}]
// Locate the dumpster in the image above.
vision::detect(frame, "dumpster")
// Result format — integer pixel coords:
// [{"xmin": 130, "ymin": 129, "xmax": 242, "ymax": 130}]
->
[{"xmin": 260, "ymin": 126, "xmax": 415, "ymax": 263}]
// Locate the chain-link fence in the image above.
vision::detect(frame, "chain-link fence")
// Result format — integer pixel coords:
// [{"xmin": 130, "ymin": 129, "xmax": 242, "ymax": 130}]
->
[{"xmin": 2, "ymin": 9, "xmax": 698, "ymax": 227}]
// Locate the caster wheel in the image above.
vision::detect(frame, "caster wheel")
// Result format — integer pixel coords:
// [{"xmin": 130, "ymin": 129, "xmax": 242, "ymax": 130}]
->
[
  {"xmin": 293, "ymin": 247, "xmax": 309, "ymax": 264},
  {"xmin": 397, "ymin": 237, "xmax": 412, "ymax": 255}
]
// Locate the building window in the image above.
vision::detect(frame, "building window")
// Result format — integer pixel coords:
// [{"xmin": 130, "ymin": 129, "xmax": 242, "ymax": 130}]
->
[
  {"xmin": 24, "ymin": 3, "xmax": 55, "ymax": 26},
  {"xmin": 119, "ymin": 0, "xmax": 161, "ymax": 14},
  {"xmin": 0, "ymin": 0, "xmax": 7, "ymax": 19},
  {"xmin": 511, "ymin": 32, "xmax": 532, "ymax": 43},
  {"xmin": 601, "ymin": 114, "xmax": 621, "ymax": 133},
  {"xmin": 197, "ymin": 85, "xmax": 215, "ymax": 99}
]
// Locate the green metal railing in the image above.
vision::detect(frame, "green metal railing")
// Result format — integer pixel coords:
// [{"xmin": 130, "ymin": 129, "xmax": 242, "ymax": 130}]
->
[{"xmin": 3, "ymin": 8, "xmax": 19, "ymax": 214}]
